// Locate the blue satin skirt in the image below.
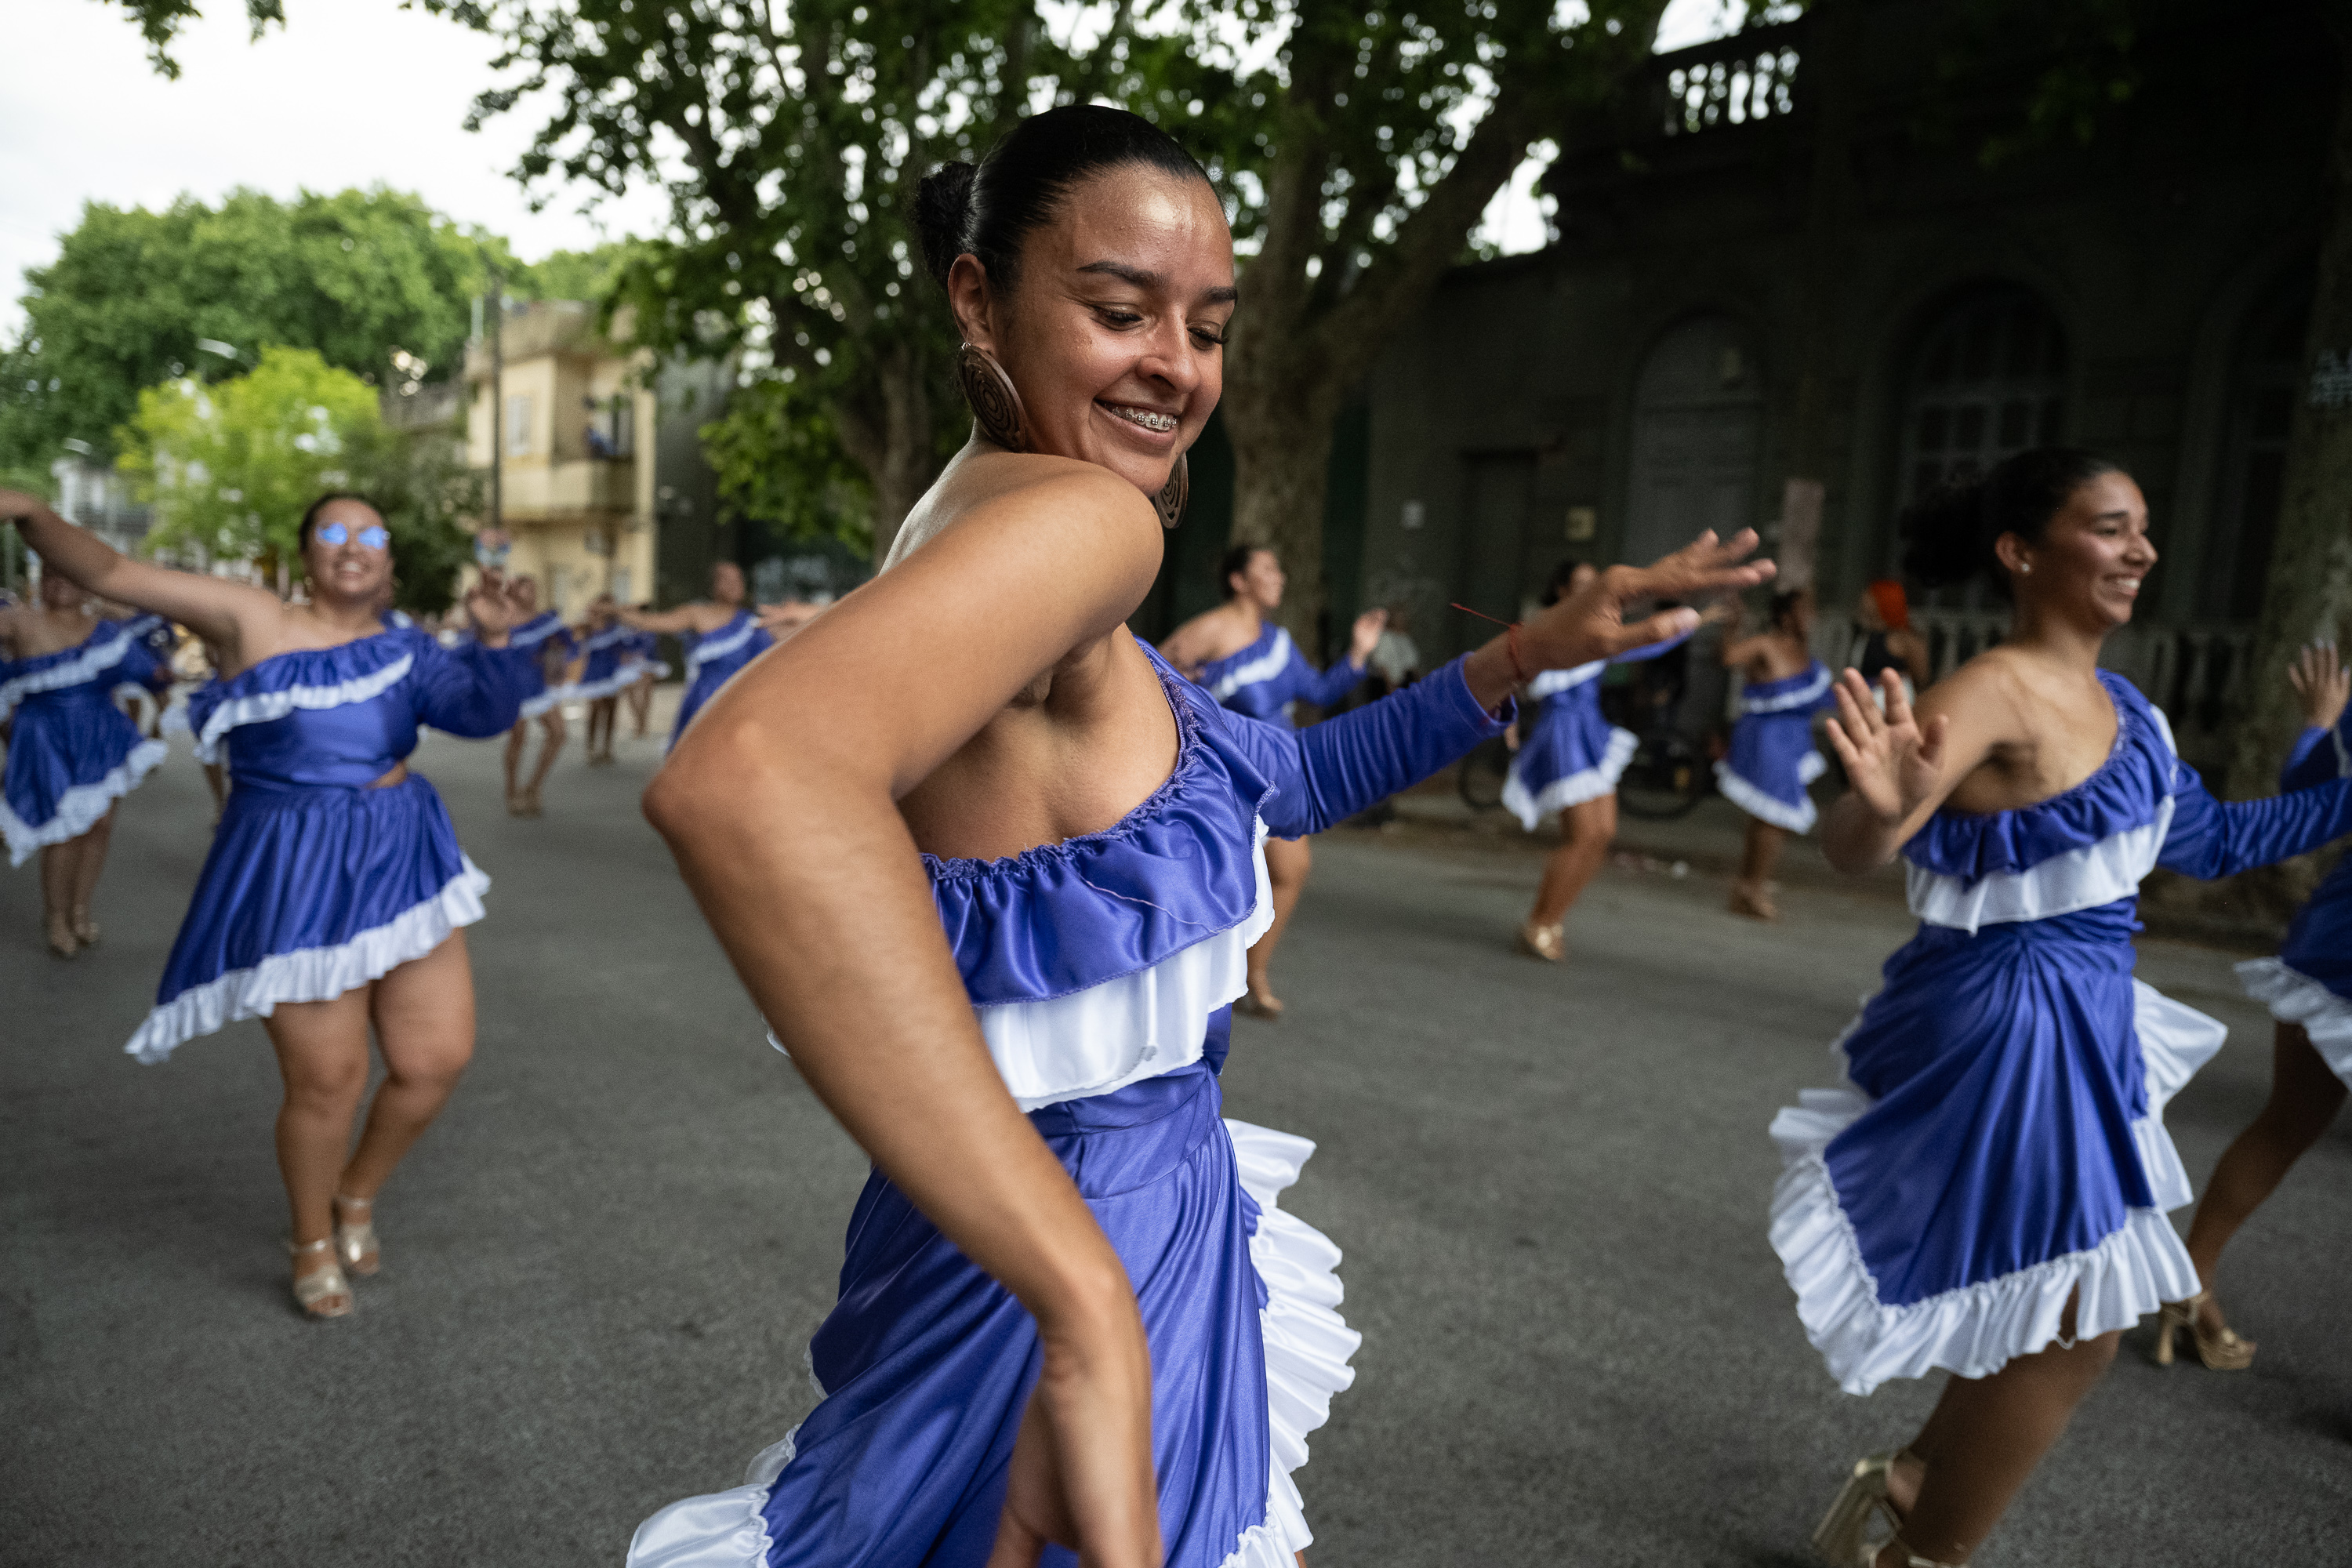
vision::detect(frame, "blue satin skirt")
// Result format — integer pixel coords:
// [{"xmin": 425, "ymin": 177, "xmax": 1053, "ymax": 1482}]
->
[
  {"xmin": 2, "ymin": 688, "xmax": 166, "ymax": 864},
  {"xmin": 1718, "ymin": 710, "xmax": 1825, "ymax": 831}
]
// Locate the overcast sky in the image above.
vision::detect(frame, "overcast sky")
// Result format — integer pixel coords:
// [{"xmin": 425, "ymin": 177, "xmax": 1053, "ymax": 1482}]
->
[{"xmin": 2, "ymin": 0, "xmax": 1736, "ymax": 340}]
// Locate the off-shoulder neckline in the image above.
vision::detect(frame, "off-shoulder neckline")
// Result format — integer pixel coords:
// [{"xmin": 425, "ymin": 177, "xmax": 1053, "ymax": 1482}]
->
[
  {"xmin": 922, "ymin": 639, "xmax": 1204, "ymax": 880},
  {"xmin": 216, "ymin": 622, "xmax": 402, "ymax": 686},
  {"xmin": 1932, "ymin": 670, "xmax": 2137, "ymax": 826}
]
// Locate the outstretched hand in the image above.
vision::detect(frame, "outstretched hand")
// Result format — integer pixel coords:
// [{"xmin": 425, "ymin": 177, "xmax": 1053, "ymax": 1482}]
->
[
  {"xmin": 2289, "ymin": 641, "xmax": 2349, "ymax": 733},
  {"xmin": 1346, "ymin": 607, "xmax": 1388, "ymax": 666},
  {"xmin": 463, "ymin": 571, "xmax": 531, "ymax": 641},
  {"xmin": 1824, "ymin": 667, "xmax": 1946, "ymax": 827},
  {"xmin": 1519, "ymin": 529, "xmax": 1773, "ymax": 673},
  {"xmin": 986, "ymin": 1307, "xmax": 1162, "ymax": 1568}
]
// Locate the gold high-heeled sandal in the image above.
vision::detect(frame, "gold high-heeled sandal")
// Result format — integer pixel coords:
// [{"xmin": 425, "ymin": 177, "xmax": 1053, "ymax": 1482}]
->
[
  {"xmin": 1515, "ymin": 920, "xmax": 1566, "ymax": 962},
  {"xmin": 333, "ymin": 1193, "xmax": 380, "ymax": 1276},
  {"xmin": 71, "ymin": 909, "xmax": 100, "ymax": 946},
  {"xmin": 2152, "ymin": 1289, "xmax": 2255, "ymax": 1370},
  {"xmin": 289, "ymin": 1237, "xmax": 354, "ymax": 1319},
  {"xmin": 1812, "ymin": 1450, "xmax": 1919, "ymax": 1566}
]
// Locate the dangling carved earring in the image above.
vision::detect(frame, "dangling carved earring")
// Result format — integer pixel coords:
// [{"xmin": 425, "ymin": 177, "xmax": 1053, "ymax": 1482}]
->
[
  {"xmin": 1154, "ymin": 454, "xmax": 1188, "ymax": 531},
  {"xmin": 957, "ymin": 342, "xmax": 1028, "ymax": 452}
]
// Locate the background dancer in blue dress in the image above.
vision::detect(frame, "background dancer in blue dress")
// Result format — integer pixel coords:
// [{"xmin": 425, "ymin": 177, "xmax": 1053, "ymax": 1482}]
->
[
  {"xmin": 1160, "ymin": 545, "xmax": 1385, "ymax": 1017},
  {"xmin": 0, "ymin": 566, "xmax": 172, "ymax": 956},
  {"xmin": 2165, "ymin": 640, "xmax": 2352, "ymax": 1370},
  {"xmin": 620, "ymin": 561, "xmax": 776, "ymax": 751},
  {"xmin": 501, "ymin": 576, "xmax": 576, "ymax": 816},
  {"xmin": 1719, "ymin": 587, "xmax": 1834, "ymax": 920},
  {"xmin": 573, "ymin": 593, "xmax": 634, "ymax": 766},
  {"xmin": 621, "ymin": 615, "xmax": 669, "ymax": 738},
  {"xmin": 1502, "ymin": 557, "xmax": 1716, "ymax": 962},
  {"xmin": 0, "ymin": 488, "xmax": 535, "ymax": 1322},
  {"xmin": 1770, "ymin": 450, "xmax": 2352, "ymax": 1568},
  {"xmin": 628, "ymin": 104, "xmax": 1770, "ymax": 1568}
]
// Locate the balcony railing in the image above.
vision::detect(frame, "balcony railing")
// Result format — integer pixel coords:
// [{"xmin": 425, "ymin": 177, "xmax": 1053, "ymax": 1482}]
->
[{"xmin": 1652, "ymin": 21, "xmax": 1806, "ymax": 137}]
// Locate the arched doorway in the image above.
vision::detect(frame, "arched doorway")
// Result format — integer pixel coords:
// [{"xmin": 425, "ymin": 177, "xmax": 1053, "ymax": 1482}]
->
[
  {"xmin": 1623, "ymin": 314, "xmax": 1765, "ymax": 569},
  {"xmin": 1893, "ymin": 283, "xmax": 2068, "ymax": 522}
]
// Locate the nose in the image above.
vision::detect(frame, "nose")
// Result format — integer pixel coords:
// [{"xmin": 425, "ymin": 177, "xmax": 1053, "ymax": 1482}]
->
[{"xmin": 1135, "ymin": 317, "xmax": 1201, "ymax": 396}]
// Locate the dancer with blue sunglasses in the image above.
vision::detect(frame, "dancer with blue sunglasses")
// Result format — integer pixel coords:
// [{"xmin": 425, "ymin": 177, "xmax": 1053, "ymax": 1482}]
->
[{"xmin": 0, "ymin": 488, "xmax": 537, "ymax": 1321}]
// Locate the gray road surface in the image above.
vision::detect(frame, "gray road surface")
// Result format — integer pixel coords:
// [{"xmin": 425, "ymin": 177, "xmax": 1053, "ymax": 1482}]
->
[{"xmin": 5, "ymin": 720, "xmax": 2348, "ymax": 1566}]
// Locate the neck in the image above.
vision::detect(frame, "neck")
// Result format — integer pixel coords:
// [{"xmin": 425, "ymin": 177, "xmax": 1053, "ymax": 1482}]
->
[
  {"xmin": 302, "ymin": 593, "xmax": 387, "ymax": 636},
  {"xmin": 2005, "ymin": 595, "xmax": 2109, "ymax": 673}
]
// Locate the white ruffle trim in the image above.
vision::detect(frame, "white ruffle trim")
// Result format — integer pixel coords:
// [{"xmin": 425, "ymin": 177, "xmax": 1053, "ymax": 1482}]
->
[
  {"xmin": 2238, "ymin": 956, "xmax": 2352, "ymax": 1089},
  {"xmin": 122, "ymin": 857, "xmax": 490, "ymax": 1064},
  {"xmin": 632, "ymin": 659, "xmax": 673, "ymax": 682},
  {"xmin": 1716, "ymin": 750, "xmax": 1825, "ymax": 833},
  {"xmin": 0, "ymin": 628, "xmax": 138, "ymax": 723},
  {"xmin": 519, "ymin": 683, "xmax": 577, "ymax": 718},
  {"xmin": 1526, "ymin": 660, "xmax": 1604, "ymax": 699},
  {"xmin": 1740, "ymin": 665, "xmax": 1833, "ymax": 713},
  {"xmin": 685, "ymin": 621, "xmax": 760, "ymax": 681},
  {"xmin": 1766, "ymin": 978, "xmax": 2217, "ymax": 1395},
  {"xmin": 1502, "ymin": 726, "xmax": 1636, "ymax": 829},
  {"xmin": 192, "ymin": 653, "xmax": 414, "ymax": 762},
  {"xmin": 625, "ymin": 1119, "xmax": 1356, "ymax": 1568},
  {"xmin": 1210, "ymin": 628, "xmax": 1294, "ymax": 699},
  {"xmin": 1, "ymin": 738, "xmax": 169, "ymax": 866},
  {"xmin": 1907, "ymin": 801, "xmax": 2172, "ymax": 936},
  {"xmin": 568, "ymin": 668, "xmax": 648, "ymax": 703}
]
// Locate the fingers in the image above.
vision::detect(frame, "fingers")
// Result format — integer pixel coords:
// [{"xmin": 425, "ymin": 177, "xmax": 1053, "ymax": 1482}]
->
[
  {"xmin": 1831, "ymin": 669, "xmax": 1882, "ymax": 746},
  {"xmin": 1877, "ymin": 667, "xmax": 1914, "ymax": 732},
  {"xmin": 1824, "ymin": 715, "xmax": 1862, "ymax": 772},
  {"xmin": 1604, "ymin": 606, "xmax": 1700, "ymax": 657},
  {"xmin": 1916, "ymin": 711, "xmax": 1950, "ymax": 771}
]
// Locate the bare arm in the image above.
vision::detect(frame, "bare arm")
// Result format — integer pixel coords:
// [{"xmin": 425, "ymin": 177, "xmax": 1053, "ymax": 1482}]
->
[
  {"xmin": 644, "ymin": 463, "xmax": 1167, "ymax": 1564},
  {"xmin": 1817, "ymin": 666, "xmax": 2008, "ymax": 872},
  {"xmin": 0, "ymin": 489, "xmax": 282, "ymax": 659},
  {"xmin": 1154, "ymin": 608, "xmax": 1224, "ymax": 677},
  {"xmin": 620, "ymin": 601, "xmax": 724, "ymax": 635}
]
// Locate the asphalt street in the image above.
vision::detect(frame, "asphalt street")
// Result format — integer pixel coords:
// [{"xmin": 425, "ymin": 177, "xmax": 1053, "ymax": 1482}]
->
[{"xmin": 5, "ymin": 712, "xmax": 2348, "ymax": 1566}]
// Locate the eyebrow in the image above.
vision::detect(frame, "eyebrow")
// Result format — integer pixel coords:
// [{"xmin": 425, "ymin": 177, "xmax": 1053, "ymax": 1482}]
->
[{"xmin": 1076, "ymin": 260, "xmax": 1238, "ymax": 304}]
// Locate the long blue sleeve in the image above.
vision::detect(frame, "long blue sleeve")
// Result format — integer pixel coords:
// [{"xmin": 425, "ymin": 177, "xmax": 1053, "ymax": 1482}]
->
[
  {"xmin": 2280, "ymin": 723, "xmax": 2347, "ymax": 793},
  {"xmin": 2158, "ymin": 764, "xmax": 2352, "ymax": 880},
  {"xmin": 1294, "ymin": 646, "xmax": 1369, "ymax": 710},
  {"xmin": 409, "ymin": 633, "xmax": 536, "ymax": 739},
  {"xmin": 1217, "ymin": 655, "xmax": 1510, "ymax": 837}
]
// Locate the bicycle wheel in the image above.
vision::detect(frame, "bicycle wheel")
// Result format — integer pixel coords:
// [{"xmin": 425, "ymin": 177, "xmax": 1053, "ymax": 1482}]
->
[
  {"xmin": 1457, "ymin": 736, "xmax": 1512, "ymax": 812},
  {"xmin": 1615, "ymin": 731, "xmax": 1708, "ymax": 821}
]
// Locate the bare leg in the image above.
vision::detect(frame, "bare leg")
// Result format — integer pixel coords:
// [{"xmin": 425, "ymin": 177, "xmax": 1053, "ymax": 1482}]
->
[
  {"xmin": 38, "ymin": 840, "xmax": 76, "ymax": 955},
  {"xmin": 2183, "ymin": 1022, "xmax": 2347, "ymax": 1333},
  {"xmin": 1530, "ymin": 793, "xmax": 1617, "ymax": 928},
  {"xmin": 1243, "ymin": 835, "xmax": 1312, "ymax": 1015},
  {"xmin": 503, "ymin": 719, "xmax": 527, "ymax": 808},
  {"xmin": 588, "ymin": 697, "xmax": 616, "ymax": 761},
  {"xmin": 340, "ymin": 933, "xmax": 476, "ymax": 1203},
  {"xmin": 626, "ymin": 677, "xmax": 652, "ymax": 736},
  {"xmin": 524, "ymin": 710, "xmax": 566, "ymax": 809},
  {"xmin": 263, "ymin": 985, "xmax": 377, "ymax": 1314},
  {"xmin": 69, "ymin": 808, "xmax": 114, "ymax": 942},
  {"xmin": 1730, "ymin": 818, "xmax": 1788, "ymax": 919}
]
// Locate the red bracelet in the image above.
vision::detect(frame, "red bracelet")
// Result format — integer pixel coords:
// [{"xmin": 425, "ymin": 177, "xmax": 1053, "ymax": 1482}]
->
[{"xmin": 1453, "ymin": 602, "xmax": 1533, "ymax": 684}]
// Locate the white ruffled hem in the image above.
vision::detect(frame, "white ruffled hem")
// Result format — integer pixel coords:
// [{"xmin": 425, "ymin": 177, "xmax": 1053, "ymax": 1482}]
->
[
  {"xmin": 519, "ymin": 683, "xmax": 576, "ymax": 718},
  {"xmin": 122, "ymin": 858, "xmax": 490, "ymax": 1064},
  {"xmin": 1766, "ymin": 978, "xmax": 2218, "ymax": 1395},
  {"xmin": 194, "ymin": 652, "xmax": 414, "ymax": 762},
  {"xmin": 1, "ymin": 739, "xmax": 168, "ymax": 866},
  {"xmin": 2238, "ymin": 956, "xmax": 2352, "ymax": 1088},
  {"xmin": 568, "ymin": 668, "xmax": 648, "ymax": 703},
  {"xmin": 1741, "ymin": 665, "xmax": 1833, "ymax": 713},
  {"xmin": 1502, "ymin": 726, "xmax": 1637, "ymax": 829},
  {"xmin": 1716, "ymin": 751, "xmax": 1823, "ymax": 833},
  {"xmin": 0, "ymin": 629, "xmax": 136, "ymax": 723},
  {"xmin": 626, "ymin": 1118, "xmax": 1358, "ymax": 1568}
]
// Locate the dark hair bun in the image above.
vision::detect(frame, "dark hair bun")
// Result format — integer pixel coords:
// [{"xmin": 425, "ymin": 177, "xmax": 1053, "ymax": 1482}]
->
[
  {"xmin": 1899, "ymin": 447, "xmax": 2125, "ymax": 592},
  {"xmin": 913, "ymin": 162, "xmax": 977, "ymax": 285}
]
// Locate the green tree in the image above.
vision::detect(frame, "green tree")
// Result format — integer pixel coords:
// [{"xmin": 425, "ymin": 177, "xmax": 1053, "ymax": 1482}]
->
[
  {"xmin": 0, "ymin": 187, "xmax": 522, "ymax": 470},
  {"xmin": 699, "ymin": 376, "xmax": 878, "ymax": 557},
  {"xmin": 96, "ymin": 0, "xmax": 284, "ymax": 78},
  {"xmin": 118, "ymin": 345, "xmax": 384, "ymax": 566}
]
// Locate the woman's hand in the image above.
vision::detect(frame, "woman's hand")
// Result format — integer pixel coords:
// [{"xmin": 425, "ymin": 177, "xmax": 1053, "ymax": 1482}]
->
[
  {"xmin": 2289, "ymin": 642, "xmax": 2349, "ymax": 733},
  {"xmin": 988, "ymin": 1292, "xmax": 1162, "ymax": 1568},
  {"xmin": 1824, "ymin": 668, "xmax": 1946, "ymax": 827},
  {"xmin": 463, "ymin": 571, "xmax": 528, "ymax": 644},
  {"xmin": 1346, "ymin": 608, "xmax": 1388, "ymax": 666}
]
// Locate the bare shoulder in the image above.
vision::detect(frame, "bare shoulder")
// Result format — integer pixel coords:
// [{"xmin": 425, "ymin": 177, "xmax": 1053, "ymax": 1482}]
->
[
  {"xmin": 1918, "ymin": 648, "xmax": 2031, "ymax": 732},
  {"xmin": 906, "ymin": 455, "xmax": 1160, "ymax": 583}
]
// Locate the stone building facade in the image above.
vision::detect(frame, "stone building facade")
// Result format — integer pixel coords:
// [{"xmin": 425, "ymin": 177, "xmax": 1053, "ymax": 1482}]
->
[{"xmin": 1342, "ymin": 0, "xmax": 2333, "ymax": 769}]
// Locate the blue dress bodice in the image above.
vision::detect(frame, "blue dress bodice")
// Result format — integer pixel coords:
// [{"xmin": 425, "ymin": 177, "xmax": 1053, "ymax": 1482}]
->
[
  {"xmin": 0, "ymin": 619, "xmax": 167, "ymax": 724},
  {"xmin": 1192, "ymin": 622, "xmax": 1367, "ymax": 728}
]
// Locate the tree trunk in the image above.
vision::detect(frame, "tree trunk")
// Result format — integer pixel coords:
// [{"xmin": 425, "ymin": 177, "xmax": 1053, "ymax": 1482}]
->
[
  {"xmin": 2225, "ymin": 37, "xmax": 2352, "ymax": 825},
  {"xmin": 1221, "ymin": 361, "xmax": 1345, "ymax": 654},
  {"xmin": 844, "ymin": 341, "xmax": 941, "ymax": 568}
]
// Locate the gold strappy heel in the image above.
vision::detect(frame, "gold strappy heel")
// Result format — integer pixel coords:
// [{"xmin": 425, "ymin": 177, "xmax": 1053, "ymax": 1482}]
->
[
  {"xmin": 1813, "ymin": 1451, "xmax": 1904, "ymax": 1565},
  {"xmin": 290, "ymin": 1237, "xmax": 354, "ymax": 1319},
  {"xmin": 1515, "ymin": 920, "xmax": 1566, "ymax": 962},
  {"xmin": 333, "ymin": 1194, "xmax": 380, "ymax": 1276},
  {"xmin": 2152, "ymin": 1289, "xmax": 2255, "ymax": 1370}
]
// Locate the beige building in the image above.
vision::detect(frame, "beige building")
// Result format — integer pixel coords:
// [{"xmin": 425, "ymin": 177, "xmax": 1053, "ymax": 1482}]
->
[{"xmin": 463, "ymin": 300, "xmax": 661, "ymax": 615}]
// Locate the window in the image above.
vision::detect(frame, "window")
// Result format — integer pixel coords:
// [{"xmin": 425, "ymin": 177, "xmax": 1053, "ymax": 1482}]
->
[
  {"xmin": 1896, "ymin": 285, "xmax": 2067, "ymax": 511},
  {"xmin": 505, "ymin": 393, "xmax": 534, "ymax": 456}
]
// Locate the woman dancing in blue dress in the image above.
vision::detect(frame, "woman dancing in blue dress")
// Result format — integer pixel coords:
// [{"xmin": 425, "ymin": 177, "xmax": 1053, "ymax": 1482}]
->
[
  {"xmin": 0, "ymin": 567, "xmax": 172, "ymax": 955},
  {"xmin": 0, "ymin": 489, "xmax": 535, "ymax": 1321},
  {"xmin": 1772, "ymin": 450, "xmax": 2352, "ymax": 1566},
  {"xmin": 503, "ymin": 575, "xmax": 578, "ymax": 815},
  {"xmin": 628, "ymin": 104, "xmax": 1769, "ymax": 1567},
  {"xmin": 1159, "ymin": 546, "xmax": 1385, "ymax": 1016},
  {"xmin": 2161, "ymin": 640, "xmax": 2352, "ymax": 1368},
  {"xmin": 621, "ymin": 561, "xmax": 779, "ymax": 752},
  {"xmin": 1719, "ymin": 586, "xmax": 1834, "ymax": 920}
]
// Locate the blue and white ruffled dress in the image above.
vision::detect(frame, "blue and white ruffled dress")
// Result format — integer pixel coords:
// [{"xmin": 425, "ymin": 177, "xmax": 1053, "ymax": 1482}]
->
[
  {"xmin": 1717, "ymin": 660, "xmax": 1834, "ymax": 833},
  {"xmin": 1501, "ymin": 632, "xmax": 1690, "ymax": 829},
  {"xmin": 670, "ymin": 611, "xmax": 773, "ymax": 751},
  {"xmin": 0, "ymin": 619, "xmax": 171, "ymax": 866},
  {"xmin": 1194, "ymin": 622, "xmax": 1369, "ymax": 731},
  {"xmin": 1769, "ymin": 673, "xmax": 2352, "ymax": 1394},
  {"xmin": 626, "ymin": 629, "xmax": 673, "ymax": 683},
  {"xmin": 570, "ymin": 623, "xmax": 644, "ymax": 702},
  {"xmin": 2238, "ymin": 715, "xmax": 2352, "ymax": 1087},
  {"xmin": 629, "ymin": 639, "xmax": 1510, "ymax": 1568},
  {"xmin": 122, "ymin": 624, "xmax": 535, "ymax": 1064},
  {"xmin": 511, "ymin": 612, "xmax": 577, "ymax": 719}
]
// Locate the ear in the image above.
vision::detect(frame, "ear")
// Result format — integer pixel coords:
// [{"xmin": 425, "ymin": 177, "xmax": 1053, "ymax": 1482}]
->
[
  {"xmin": 1991, "ymin": 532, "xmax": 2030, "ymax": 578},
  {"xmin": 946, "ymin": 254, "xmax": 1000, "ymax": 351}
]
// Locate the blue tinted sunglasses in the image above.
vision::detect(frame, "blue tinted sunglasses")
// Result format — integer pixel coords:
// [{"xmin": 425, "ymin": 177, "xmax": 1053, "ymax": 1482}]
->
[{"xmin": 317, "ymin": 520, "xmax": 390, "ymax": 550}]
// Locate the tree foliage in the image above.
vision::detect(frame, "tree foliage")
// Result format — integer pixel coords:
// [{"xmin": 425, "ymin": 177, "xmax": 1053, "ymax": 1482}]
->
[
  {"xmin": 699, "ymin": 376, "xmax": 880, "ymax": 558},
  {"xmin": 1, "ymin": 187, "xmax": 525, "ymax": 471},
  {"xmin": 96, "ymin": 0, "xmax": 285, "ymax": 78}
]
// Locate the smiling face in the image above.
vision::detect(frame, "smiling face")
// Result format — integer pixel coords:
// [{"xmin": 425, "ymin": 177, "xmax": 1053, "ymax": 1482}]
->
[
  {"xmin": 951, "ymin": 164, "xmax": 1235, "ymax": 497},
  {"xmin": 2001, "ymin": 470, "xmax": 2155, "ymax": 628},
  {"xmin": 1228, "ymin": 548, "xmax": 1285, "ymax": 612},
  {"xmin": 300, "ymin": 498, "xmax": 394, "ymax": 608}
]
